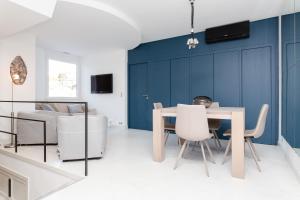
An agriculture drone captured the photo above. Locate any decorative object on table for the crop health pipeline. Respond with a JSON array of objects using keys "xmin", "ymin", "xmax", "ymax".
[
  {"xmin": 187, "ymin": 0, "xmax": 199, "ymax": 49},
  {"xmin": 5, "ymin": 56, "xmax": 28, "ymax": 148},
  {"xmin": 192, "ymin": 96, "xmax": 212, "ymax": 108}
]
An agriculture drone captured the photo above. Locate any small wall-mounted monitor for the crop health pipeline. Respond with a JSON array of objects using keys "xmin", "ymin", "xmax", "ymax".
[{"xmin": 91, "ymin": 74, "xmax": 113, "ymax": 94}]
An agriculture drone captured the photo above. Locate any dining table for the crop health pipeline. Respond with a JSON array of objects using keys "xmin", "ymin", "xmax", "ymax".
[{"xmin": 152, "ymin": 106, "xmax": 246, "ymax": 179}]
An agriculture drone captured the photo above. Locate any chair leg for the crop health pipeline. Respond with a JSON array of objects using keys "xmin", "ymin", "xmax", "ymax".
[
  {"xmin": 178, "ymin": 138, "xmax": 185, "ymax": 146},
  {"xmin": 246, "ymin": 138, "xmax": 261, "ymax": 172},
  {"xmin": 214, "ymin": 131, "xmax": 222, "ymax": 149},
  {"xmin": 164, "ymin": 132, "xmax": 170, "ymax": 145},
  {"xmin": 200, "ymin": 141, "xmax": 209, "ymax": 177},
  {"xmin": 192, "ymin": 141, "xmax": 197, "ymax": 151},
  {"xmin": 248, "ymin": 138, "xmax": 261, "ymax": 161},
  {"xmin": 222, "ymin": 138, "xmax": 232, "ymax": 164},
  {"xmin": 183, "ymin": 141, "xmax": 190, "ymax": 158},
  {"xmin": 212, "ymin": 130, "xmax": 222, "ymax": 149},
  {"xmin": 174, "ymin": 140, "xmax": 188, "ymax": 169},
  {"xmin": 204, "ymin": 140, "xmax": 215, "ymax": 164},
  {"xmin": 213, "ymin": 137, "xmax": 219, "ymax": 149}
]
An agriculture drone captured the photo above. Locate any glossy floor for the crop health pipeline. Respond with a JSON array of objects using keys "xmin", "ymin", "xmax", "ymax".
[
  {"xmin": 8, "ymin": 128, "xmax": 300, "ymax": 200},
  {"xmin": 294, "ymin": 148, "xmax": 300, "ymax": 157}
]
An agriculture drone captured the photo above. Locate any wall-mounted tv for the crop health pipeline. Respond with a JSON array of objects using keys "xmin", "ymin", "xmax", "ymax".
[{"xmin": 91, "ymin": 74, "xmax": 113, "ymax": 94}]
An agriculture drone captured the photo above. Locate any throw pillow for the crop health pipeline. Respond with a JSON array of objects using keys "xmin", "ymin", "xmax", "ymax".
[
  {"xmin": 68, "ymin": 104, "xmax": 84, "ymax": 113},
  {"xmin": 35, "ymin": 103, "xmax": 43, "ymax": 110},
  {"xmin": 42, "ymin": 104, "xmax": 56, "ymax": 111},
  {"xmin": 53, "ymin": 103, "xmax": 69, "ymax": 113}
]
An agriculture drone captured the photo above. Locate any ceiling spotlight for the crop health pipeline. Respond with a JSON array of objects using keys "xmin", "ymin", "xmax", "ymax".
[{"xmin": 187, "ymin": 0, "xmax": 199, "ymax": 49}]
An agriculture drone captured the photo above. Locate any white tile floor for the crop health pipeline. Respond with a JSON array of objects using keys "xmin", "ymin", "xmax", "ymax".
[
  {"xmin": 294, "ymin": 148, "xmax": 300, "ymax": 157},
  {"xmin": 8, "ymin": 128, "xmax": 300, "ymax": 200}
]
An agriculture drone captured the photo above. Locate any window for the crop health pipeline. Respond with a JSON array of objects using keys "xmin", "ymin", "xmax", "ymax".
[{"xmin": 48, "ymin": 59, "xmax": 78, "ymax": 98}]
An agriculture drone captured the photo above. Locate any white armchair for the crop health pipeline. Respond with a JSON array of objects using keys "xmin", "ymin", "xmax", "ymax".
[{"xmin": 57, "ymin": 115, "xmax": 108, "ymax": 161}]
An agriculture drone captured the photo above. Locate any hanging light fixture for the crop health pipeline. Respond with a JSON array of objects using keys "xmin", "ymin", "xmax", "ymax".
[{"xmin": 187, "ymin": 0, "xmax": 199, "ymax": 49}]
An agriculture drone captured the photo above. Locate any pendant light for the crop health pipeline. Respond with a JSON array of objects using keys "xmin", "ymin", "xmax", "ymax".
[{"xmin": 187, "ymin": 0, "xmax": 199, "ymax": 49}]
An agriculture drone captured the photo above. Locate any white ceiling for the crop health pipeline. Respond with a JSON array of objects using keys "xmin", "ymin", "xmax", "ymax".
[
  {"xmin": 0, "ymin": 0, "xmax": 53, "ymax": 38},
  {"xmin": 9, "ymin": 0, "xmax": 57, "ymax": 17},
  {"xmin": 0, "ymin": 0, "xmax": 297, "ymax": 55},
  {"xmin": 33, "ymin": 0, "xmax": 141, "ymax": 56},
  {"xmin": 97, "ymin": 0, "xmax": 295, "ymax": 43}
]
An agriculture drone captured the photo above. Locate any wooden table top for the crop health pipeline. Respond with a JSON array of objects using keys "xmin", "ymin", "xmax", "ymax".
[{"xmin": 158, "ymin": 107, "xmax": 245, "ymax": 120}]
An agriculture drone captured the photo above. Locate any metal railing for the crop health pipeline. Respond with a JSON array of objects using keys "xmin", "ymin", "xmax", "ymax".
[
  {"xmin": 0, "ymin": 115, "xmax": 46, "ymax": 161},
  {"xmin": 0, "ymin": 129, "xmax": 18, "ymax": 153},
  {"xmin": 0, "ymin": 100, "xmax": 89, "ymax": 176}
]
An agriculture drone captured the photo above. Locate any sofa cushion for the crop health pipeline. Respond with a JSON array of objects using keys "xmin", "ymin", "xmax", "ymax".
[
  {"xmin": 68, "ymin": 104, "xmax": 84, "ymax": 113},
  {"xmin": 42, "ymin": 104, "xmax": 56, "ymax": 111},
  {"xmin": 35, "ymin": 103, "xmax": 43, "ymax": 110},
  {"xmin": 35, "ymin": 110, "xmax": 70, "ymax": 116},
  {"xmin": 53, "ymin": 103, "xmax": 69, "ymax": 113}
]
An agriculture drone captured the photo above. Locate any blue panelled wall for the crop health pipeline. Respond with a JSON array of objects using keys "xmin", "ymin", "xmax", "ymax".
[
  {"xmin": 282, "ymin": 13, "xmax": 300, "ymax": 148},
  {"xmin": 128, "ymin": 17, "xmax": 279, "ymax": 145}
]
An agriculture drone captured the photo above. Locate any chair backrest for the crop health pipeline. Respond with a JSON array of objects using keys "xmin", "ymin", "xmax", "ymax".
[
  {"xmin": 175, "ymin": 104, "xmax": 210, "ymax": 141},
  {"xmin": 209, "ymin": 102, "xmax": 220, "ymax": 108},
  {"xmin": 153, "ymin": 102, "xmax": 163, "ymax": 109},
  {"xmin": 253, "ymin": 104, "xmax": 269, "ymax": 138}
]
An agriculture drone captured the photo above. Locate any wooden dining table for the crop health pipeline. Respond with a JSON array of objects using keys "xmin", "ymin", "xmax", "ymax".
[{"xmin": 152, "ymin": 106, "xmax": 246, "ymax": 179}]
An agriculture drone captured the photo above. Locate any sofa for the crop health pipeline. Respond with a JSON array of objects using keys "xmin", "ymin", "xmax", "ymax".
[
  {"xmin": 57, "ymin": 115, "xmax": 107, "ymax": 161},
  {"xmin": 16, "ymin": 103, "xmax": 97, "ymax": 145},
  {"xmin": 17, "ymin": 110, "xmax": 69, "ymax": 144}
]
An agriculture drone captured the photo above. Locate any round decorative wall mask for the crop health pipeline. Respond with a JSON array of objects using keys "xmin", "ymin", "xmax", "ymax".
[{"xmin": 10, "ymin": 56, "xmax": 27, "ymax": 85}]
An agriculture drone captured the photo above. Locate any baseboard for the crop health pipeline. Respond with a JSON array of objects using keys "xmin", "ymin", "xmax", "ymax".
[
  {"xmin": 62, "ymin": 157, "xmax": 102, "ymax": 162},
  {"xmin": 108, "ymin": 125, "xmax": 127, "ymax": 129},
  {"xmin": 278, "ymin": 136, "xmax": 300, "ymax": 181},
  {"xmin": 18, "ymin": 143, "xmax": 58, "ymax": 146}
]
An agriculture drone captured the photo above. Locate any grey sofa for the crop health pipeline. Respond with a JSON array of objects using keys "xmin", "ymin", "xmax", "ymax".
[
  {"xmin": 17, "ymin": 111, "xmax": 68, "ymax": 144},
  {"xmin": 57, "ymin": 115, "xmax": 108, "ymax": 161},
  {"xmin": 16, "ymin": 103, "xmax": 97, "ymax": 145}
]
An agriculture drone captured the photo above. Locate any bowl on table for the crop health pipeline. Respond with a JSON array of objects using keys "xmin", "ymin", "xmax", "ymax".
[{"xmin": 192, "ymin": 96, "xmax": 213, "ymax": 108}]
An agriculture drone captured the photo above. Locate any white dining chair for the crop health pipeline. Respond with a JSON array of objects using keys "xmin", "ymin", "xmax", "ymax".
[
  {"xmin": 174, "ymin": 104, "xmax": 215, "ymax": 177},
  {"xmin": 153, "ymin": 102, "xmax": 175, "ymax": 144},
  {"xmin": 222, "ymin": 104, "xmax": 269, "ymax": 172},
  {"xmin": 208, "ymin": 102, "xmax": 222, "ymax": 149}
]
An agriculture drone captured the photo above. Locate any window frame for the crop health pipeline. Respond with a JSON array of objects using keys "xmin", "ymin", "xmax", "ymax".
[{"xmin": 46, "ymin": 51, "xmax": 81, "ymax": 100}]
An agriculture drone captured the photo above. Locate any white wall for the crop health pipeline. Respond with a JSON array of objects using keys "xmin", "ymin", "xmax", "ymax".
[
  {"xmin": 35, "ymin": 47, "xmax": 81, "ymax": 100},
  {"xmin": 279, "ymin": 136, "xmax": 300, "ymax": 180},
  {"xmin": 0, "ymin": 33, "xmax": 36, "ymax": 144},
  {"xmin": 36, "ymin": 47, "xmax": 128, "ymax": 127},
  {"xmin": 36, "ymin": 47, "xmax": 47, "ymax": 100},
  {"xmin": 81, "ymin": 49, "xmax": 127, "ymax": 127}
]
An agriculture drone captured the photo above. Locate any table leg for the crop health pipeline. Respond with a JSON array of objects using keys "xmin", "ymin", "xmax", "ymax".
[
  {"xmin": 231, "ymin": 110, "xmax": 245, "ymax": 179},
  {"xmin": 153, "ymin": 109, "xmax": 165, "ymax": 162}
]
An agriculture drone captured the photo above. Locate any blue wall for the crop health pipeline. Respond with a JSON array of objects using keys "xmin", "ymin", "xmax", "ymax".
[
  {"xmin": 128, "ymin": 17, "xmax": 279, "ymax": 145},
  {"xmin": 282, "ymin": 13, "xmax": 300, "ymax": 148}
]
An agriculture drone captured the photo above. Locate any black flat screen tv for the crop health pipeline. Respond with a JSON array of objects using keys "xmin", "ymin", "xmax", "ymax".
[{"xmin": 91, "ymin": 74, "xmax": 113, "ymax": 94}]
